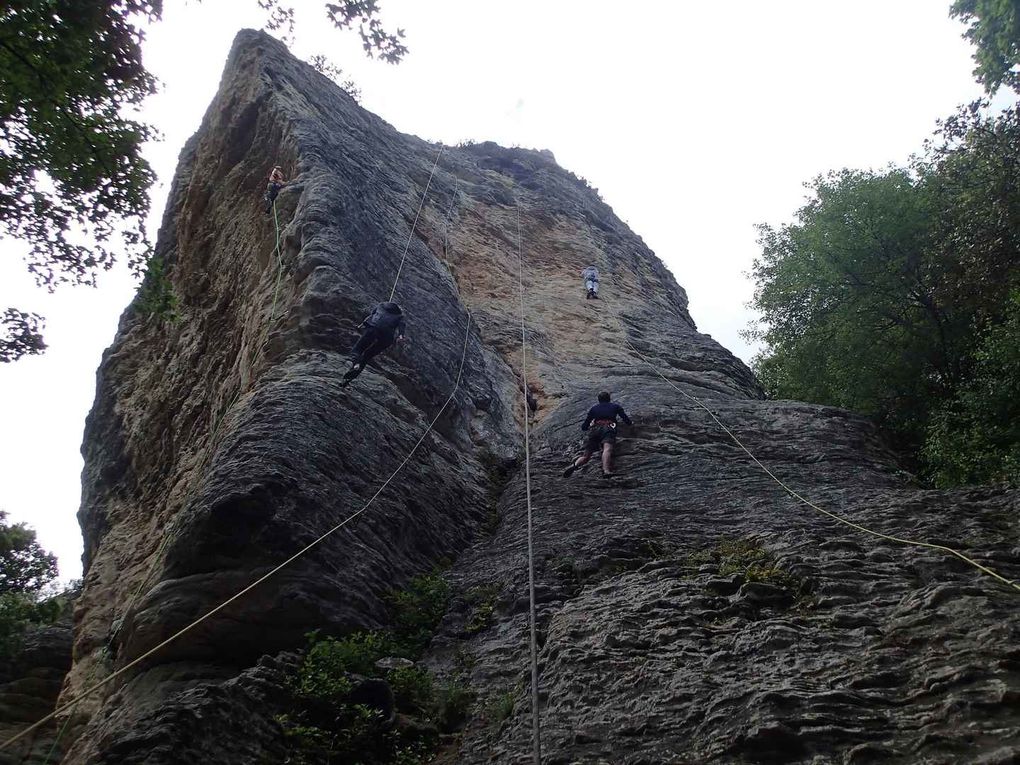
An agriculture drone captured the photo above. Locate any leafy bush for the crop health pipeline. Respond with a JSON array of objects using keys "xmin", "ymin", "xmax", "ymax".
[
  {"xmin": 136, "ymin": 255, "xmax": 179, "ymax": 322},
  {"xmin": 387, "ymin": 665, "xmax": 433, "ymax": 713},
  {"xmin": 464, "ymin": 584, "xmax": 499, "ymax": 634},
  {"xmin": 388, "ymin": 574, "xmax": 449, "ymax": 654},
  {"xmin": 280, "ymin": 574, "xmax": 468, "ymax": 763}
]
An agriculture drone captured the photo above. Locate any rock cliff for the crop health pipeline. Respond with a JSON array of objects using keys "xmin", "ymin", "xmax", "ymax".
[{"xmin": 10, "ymin": 29, "xmax": 1020, "ymax": 764}]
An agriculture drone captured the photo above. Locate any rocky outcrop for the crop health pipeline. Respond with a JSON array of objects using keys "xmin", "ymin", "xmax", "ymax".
[
  {"xmin": 0, "ymin": 617, "xmax": 73, "ymax": 765},
  {"xmin": 8, "ymin": 29, "xmax": 1018, "ymax": 764}
]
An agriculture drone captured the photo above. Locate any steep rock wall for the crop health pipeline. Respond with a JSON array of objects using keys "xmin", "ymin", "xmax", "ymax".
[{"xmin": 16, "ymin": 30, "xmax": 1019, "ymax": 764}]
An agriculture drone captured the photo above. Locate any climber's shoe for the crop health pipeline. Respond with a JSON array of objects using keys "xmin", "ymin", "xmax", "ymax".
[
  {"xmin": 601, "ymin": 470, "xmax": 615, "ymax": 479},
  {"xmin": 562, "ymin": 464, "xmax": 577, "ymax": 478}
]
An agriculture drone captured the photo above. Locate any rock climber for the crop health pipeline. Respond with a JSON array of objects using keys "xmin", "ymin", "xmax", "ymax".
[
  {"xmin": 523, "ymin": 382, "xmax": 538, "ymax": 414},
  {"xmin": 562, "ymin": 391, "xmax": 632, "ymax": 478},
  {"xmin": 581, "ymin": 265, "xmax": 600, "ymax": 300},
  {"xmin": 264, "ymin": 165, "xmax": 286, "ymax": 213},
  {"xmin": 341, "ymin": 302, "xmax": 407, "ymax": 386}
]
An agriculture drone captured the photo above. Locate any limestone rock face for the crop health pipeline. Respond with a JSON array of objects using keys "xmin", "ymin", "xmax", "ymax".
[{"xmin": 12, "ymin": 29, "xmax": 1019, "ymax": 764}]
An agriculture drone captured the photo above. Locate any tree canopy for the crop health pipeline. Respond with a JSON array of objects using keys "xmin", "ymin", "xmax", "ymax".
[
  {"xmin": 0, "ymin": 0, "xmax": 404, "ymax": 362},
  {"xmin": 951, "ymin": 0, "xmax": 1020, "ymax": 93},
  {"xmin": 0, "ymin": 510, "xmax": 60, "ymax": 657},
  {"xmin": 747, "ymin": 104, "xmax": 1020, "ymax": 486}
]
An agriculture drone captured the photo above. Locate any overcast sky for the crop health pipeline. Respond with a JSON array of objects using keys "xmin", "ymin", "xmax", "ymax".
[{"xmin": 0, "ymin": 1, "xmax": 991, "ymax": 580}]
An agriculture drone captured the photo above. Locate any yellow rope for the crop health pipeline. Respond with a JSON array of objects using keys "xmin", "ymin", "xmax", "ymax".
[
  {"xmin": 621, "ymin": 335, "xmax": 1020, "ymax": 594},
  {"xmin": 1, "ymin": 314, "xmax": 474, "ymax": 753}
]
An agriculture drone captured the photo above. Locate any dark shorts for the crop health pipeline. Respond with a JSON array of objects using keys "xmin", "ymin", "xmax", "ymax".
[{"xmin": 585, "ymin": 424, "xmax": 617, "ymax": 452}]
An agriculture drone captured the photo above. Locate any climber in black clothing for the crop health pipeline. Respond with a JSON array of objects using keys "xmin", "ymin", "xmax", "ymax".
[
  {"xmin": 563, "ymin": 391, "xmax": 633, "ymax": 478},
  {"xmin": 341, "ymin": 301, "xmax": 407, "ymax": 386}
]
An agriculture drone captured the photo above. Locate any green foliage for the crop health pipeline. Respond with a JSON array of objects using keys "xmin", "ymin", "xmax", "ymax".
[
  {"xmin": 0, "ymin": 592, "xmax": 62, "ymax": 657},
  {"xmin": 280, "ymin": 574, "xmax": 467, "ymax": 763},
  {"xmin": 0, "ymin": 511, "xmax": 57, "ymax": 594},
  {"xmin": 0, "ymin": 309, "xmax": 46, "ymax": 363},
  {"xmin": 2, "ymin": 0, "xmax": 403, "ymax": 360},
  {"xmin": 387, "ymin": 665, "xmax": 433, "ymax": 713},
  {"xmin": 924, "ymin": 290, "xmax": 1020, "ymax": 486},
  {"xmin": 0, "ymin": 511, "xmax": 60, "ymax": 657},
  {"xmin": 387, "ymin": 574, "xmax": 450, "ymax": 654},
  {"xmin": 690, "ymin": 539, "xmax": 799, "ymax": 590},
  {"xmin": 0, "ymin": 1, "xmax": 158, "ymax": 292},
  {"xmin": 136, "ymin": 255, "xmax": 179, "ymax": 322},
  {"xmin": 433, "ymin": 681, "xmax": 475, "ymax": 732},
  {"xmin": 748, "ymin": 104, "xmax": 1020, "ymax": 482},
  {"xmin": 464, "ymin": 584, "xmax": 498, "ymax": 634},
  {"xmin": 485, "ymin": 689, "xmax": 516, "ymax": 726},
  {"xmin": 951, "ymin": 0, "xmax": 1020, "ymax": 93}
]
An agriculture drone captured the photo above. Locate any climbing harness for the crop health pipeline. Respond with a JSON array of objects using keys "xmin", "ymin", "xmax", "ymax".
[
  {"xmin": 621, "ymin": 334, "xmax": 1020, "ymax": 595},
  {"xmin": 389, "ymin": 145, "xmax": 444, "ymax": 302},
  {"xmin": 516, "ymin": 205, "xmax": 543, "ymax": 764},
  {"xmin": 1, "ymin": 314, "xmax": 474, "ymax": 753}
]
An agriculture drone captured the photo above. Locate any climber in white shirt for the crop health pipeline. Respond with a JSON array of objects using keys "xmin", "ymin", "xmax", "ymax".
[{"xmin": 581, "ymin": 265, "xmax": 599, "ymax": 300}]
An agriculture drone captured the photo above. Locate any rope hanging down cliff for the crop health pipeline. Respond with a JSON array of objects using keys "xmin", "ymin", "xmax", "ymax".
[
  {"xmin": 618, "ymin": 331, "xmax": 1020, "ymax": 595},
  {"xmin": 389, "ymin": 145, "xmax": 444, "ymax": 302},
  {"xmin": 516, "ymin": 205, "xmax": 543, "ymax": 764},
  {"xmin": 0, "ymin": 314, "xmax": 475, "ymax": 753}
]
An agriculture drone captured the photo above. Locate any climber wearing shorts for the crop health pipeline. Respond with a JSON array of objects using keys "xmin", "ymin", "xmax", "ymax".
[{"xmin": 563, "ymin": 391, "xmax": 632, "ymax": 478}]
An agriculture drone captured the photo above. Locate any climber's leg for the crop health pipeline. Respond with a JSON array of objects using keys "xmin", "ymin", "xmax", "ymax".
[
  {"xmin": 600, "ymin": 441, "xmax": 614, "ymax": 477},
  {"xmin": 341, "ymin": 330, "xmax": 394, "ymax": 387},
  {"xmin": 264, "ymin": 181, "xmax": 282, "ymax": 213},
  {"xmin": 563, "ymin": 430, "xmax": 602, "ymax": 477}
]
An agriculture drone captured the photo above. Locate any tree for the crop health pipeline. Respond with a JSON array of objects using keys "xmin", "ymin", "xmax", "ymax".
[
  {"xmin": 951, "ymin": 0, "xmax": 1020, "ymax": 93},
  {"xmin": 924, "ymin": 290, "xmax": 1020, "ymax": 486},
  {"xmin": 0, "ymin": 511, "xmax": 59, "ymax": 657},
  {"xmin": 747, "ymin": 168, "xmax": 953, "ymax": 446},
  {"xmin": 0, "ymin": 0, "xmax": 405, "ymax": 362},
  {"xmin": 747, "ymin": 103, "xmax": 1020, "ymax": 484}
]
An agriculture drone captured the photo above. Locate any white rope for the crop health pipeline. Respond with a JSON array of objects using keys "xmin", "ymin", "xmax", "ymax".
[
  {"xmin": 1, "ymin": 315, "xmax": 475, "ymax": 752},
  {"xmin": 516, "ymin": 205, "xmax": 542, "ymax": 764},
  {"xmin": 389, "ymin": 145, "xmax": 444, "ymax": 302}
]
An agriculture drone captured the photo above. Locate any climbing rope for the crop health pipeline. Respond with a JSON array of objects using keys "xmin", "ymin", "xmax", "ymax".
[
  {"xmin": 39, "ymin": 700, "xmax": 76, "ymax": 765},
  {"xmin": 389, "ymin": 145, "xmax": 444, "ymax": 302},
  {"xmin": 621, "ymin": 335, "xmax": 1020, "ymax": 594},
  {"xmin": 516, "ymin": 205, "xmax": 542, "ymax": 764},
  {"xmin": 1, "ymin": 314, "xmax": 475, "ymax": 753}
]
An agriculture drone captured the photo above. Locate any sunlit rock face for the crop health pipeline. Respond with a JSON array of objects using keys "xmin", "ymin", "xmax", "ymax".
[{"xmin": 28, "ymin": 29, "xmax": 1020, "ymax": 764}]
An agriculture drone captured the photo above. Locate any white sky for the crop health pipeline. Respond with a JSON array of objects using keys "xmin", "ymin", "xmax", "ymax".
[{"xmin": 0, "ymin": 1, "xmax": 990, "ymax": 580}]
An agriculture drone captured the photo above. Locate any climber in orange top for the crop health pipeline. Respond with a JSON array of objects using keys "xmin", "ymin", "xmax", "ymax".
[
  {"xmin": 264, "ymin": 165, "xmax": 286, "ymax": 213},
  {"xmin": 563, "ymin": 391, "xmax": 632, "ymax": 478}
]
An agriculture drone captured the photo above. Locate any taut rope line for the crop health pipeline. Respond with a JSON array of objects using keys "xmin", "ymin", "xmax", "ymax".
[
  {"xmin": 622, "ymin": 334, "xmax": 1020, "ymax": 594},
  {"xmin": 516, "ymin": 205, "xmax": 543, "ymax": 764},
  {"xmin": 1, "ymin": 315, "xmax": 475, "ymax": 752},
  {"xmin": 389, "ymin": 145, "xmax": 444, "ymax": 302}
]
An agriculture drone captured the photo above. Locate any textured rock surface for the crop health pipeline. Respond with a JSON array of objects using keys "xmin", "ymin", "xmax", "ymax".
[
  {"xmin": 0, "ymin": 617, "xmax": 73, "ymax": 764},
  {"xmin": 7, "ymin": 29, "xmax": 1019, "ymax": 764}
]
